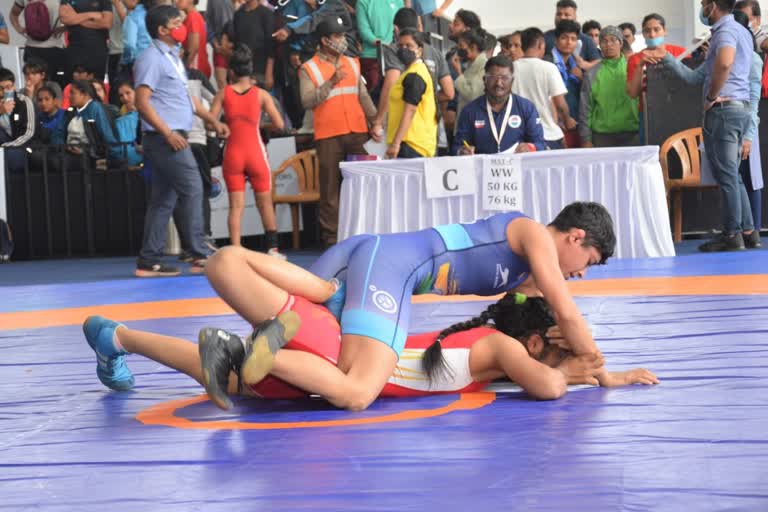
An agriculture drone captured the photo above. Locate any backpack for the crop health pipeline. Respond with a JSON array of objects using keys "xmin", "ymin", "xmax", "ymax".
[
  {"xmin": 110, "ymin": 111, "xmax": 142, "ymax": 166},
  {"xmin": 24, "ymin": 0, "xmax": 55, "ymax": 42},
  {"xmin": 0, "ymin": 219, "xmax": 13, "ymax": 263}
]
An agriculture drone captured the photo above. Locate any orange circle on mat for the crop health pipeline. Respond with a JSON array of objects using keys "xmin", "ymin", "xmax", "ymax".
[{"xmin": 135, "ymin": 391, "xmax": 497, "ymax": 430}]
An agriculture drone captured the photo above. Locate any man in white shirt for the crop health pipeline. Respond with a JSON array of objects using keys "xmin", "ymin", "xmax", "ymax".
[{"xmin": 512, "ymin": 27, "xmax": 575, "ymax": 149}]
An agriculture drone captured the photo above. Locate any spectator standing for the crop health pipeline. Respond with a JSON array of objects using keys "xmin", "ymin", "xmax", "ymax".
[
  {"xmin": 543, "ymin": 0, "xmax": 600, "ymax": 63},
  {"xmin": 499, "ymin": 32, "xmax": 523, "ymax": 62},
  {"xmin": 408, "ymin": 0, "xmax": 452, "ymax": 34},
  {"xmin": 0, "ymin": 68, "xmax": 36, "ymax": 173},
  {"xmin": 546, "ymin": 19, "xmax": 583, "ymax": 148},
  {"xmin": 512, "ymin": 27, "xmax": 574, "ymax": 149},
  {"xmin": 133, "ymin": 5, "xmax": 229, "ymax": 277},
  {"xmin": 11, "ymin": 0, "xmax": 66, "ymax": 86},
  {"xmin": 177, "ymin": 0, "xmax": 211, "ymax": 78},
  {"xmin": 59, "ymin": 0, "xmax": 113, "ymax": 82},
  {"xmin": 619, "ymin": 22, "xmax": 646, "ymax": 53},
  {"xmin": 356, "ymin": 0, "xmax": 403, "ymax": 96},
  {"xmin": 578, "ymin": 26, "xmax": 639, "ymax": 148},
  {"xmin": 385, "ymin": 29, "xmax": 436, "ymax": 158},
  {"xmin": 121, "ymin": 0, "xmax": 152, "ymax": 67},
  {"xmin": 299, "ymin": 17, "xmax": 376, "ymax": 247},
  {"xmin": 454, "ymin": 28, "xmax": 488, "ymax": 126},
  {"xmin": 626, "ymin": 14, "xmax": 686, "ymax": 144},
  {"xmin": 233, "ymin": 0, "xmax": 275, "ymax": 89}
]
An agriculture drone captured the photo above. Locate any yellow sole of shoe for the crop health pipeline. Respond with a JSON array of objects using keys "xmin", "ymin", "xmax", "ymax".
[{"xmin": 241, "ymin": 311, "xmax": 301, "ymax": 385}]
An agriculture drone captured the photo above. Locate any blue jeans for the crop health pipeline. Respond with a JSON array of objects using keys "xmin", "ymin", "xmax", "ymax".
[
  {"xmin": 702, "ymin": 103, "xmax": 754, "ymax": 234},
  {"xmin": 138, "ymin": 133, "xmax": 211, "ymax": 264}
]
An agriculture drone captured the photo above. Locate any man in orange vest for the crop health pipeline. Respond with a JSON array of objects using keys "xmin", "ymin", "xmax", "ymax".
[{"xmin": 300, "ymin": 17, "xmax": 378, "ymax": 247}]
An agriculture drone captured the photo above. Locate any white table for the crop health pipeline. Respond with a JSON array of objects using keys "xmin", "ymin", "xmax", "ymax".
[{"xmin": 339, "ymin": 146, "xmax": 675, "ymax": 259}]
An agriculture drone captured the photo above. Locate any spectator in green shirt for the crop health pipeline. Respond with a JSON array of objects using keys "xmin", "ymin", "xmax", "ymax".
[{"xmin": 579, "ymin": 26, "xmax": 639, "ymax": 148}]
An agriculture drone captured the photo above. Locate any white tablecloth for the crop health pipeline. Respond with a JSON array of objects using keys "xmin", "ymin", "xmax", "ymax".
[{"xmin": 339, "ymin": 146, "xmax": 675, "ymax": 259}]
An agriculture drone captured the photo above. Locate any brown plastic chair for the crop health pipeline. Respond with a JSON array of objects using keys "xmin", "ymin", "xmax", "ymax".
[
  {"xmin": 271, "ymin": 150, "xmax": 320, "ymax": 249},
  {"xmin": 658, "ymin": 127, "xmax": 717, "ymax": 242}
]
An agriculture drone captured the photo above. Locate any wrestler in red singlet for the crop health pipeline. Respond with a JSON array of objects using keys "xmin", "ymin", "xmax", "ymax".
[{"xmin": 221, "ymin": 85, "xmax": 271, "ymax": 193}]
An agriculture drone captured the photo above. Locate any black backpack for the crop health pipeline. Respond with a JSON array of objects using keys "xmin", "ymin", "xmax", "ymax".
[{"xmin": 0, "ymin": 219, "xmax": 13, "ymax": 263}]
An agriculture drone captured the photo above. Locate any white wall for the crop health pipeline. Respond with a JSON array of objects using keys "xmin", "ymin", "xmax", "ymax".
[{"xmin": 445, "ymin": 0, "xmax": 768, "ymax": 47}]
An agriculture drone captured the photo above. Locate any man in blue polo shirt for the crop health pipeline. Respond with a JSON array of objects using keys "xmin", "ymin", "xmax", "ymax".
[
  {"xmin": 134, "ymin": 5, "xmax": 229, "ymax": 277},
  {"xmin": 696, "ymin": 0, "xmax": 757, "ymax": 252},
  {"xmin": 453, "ymin": 55, "xmax": 546, "ymax": 155}
]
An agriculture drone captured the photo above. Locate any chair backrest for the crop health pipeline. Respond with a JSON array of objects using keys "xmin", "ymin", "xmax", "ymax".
[
  {"xmin": 659, "ymin": 127, "xmax": 704, "ymax": 189},
  {"xmin": 272, "ymin": 150, "xmax": 319, "ymax": 200}
]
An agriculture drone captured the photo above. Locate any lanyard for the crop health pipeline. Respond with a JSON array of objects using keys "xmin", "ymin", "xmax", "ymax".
[
  {"xmin": 154, "ymin": 42, "xmax": 193, "ymax": 108},
  {"xmin": 486, "ymin": 96, "xmax": 513, "ymax": 153}
]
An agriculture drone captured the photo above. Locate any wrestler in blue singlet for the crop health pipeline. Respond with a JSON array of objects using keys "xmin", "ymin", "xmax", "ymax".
[{"xmin": 309, "ymin": 212, "xmax": 531, "ymax": 357}]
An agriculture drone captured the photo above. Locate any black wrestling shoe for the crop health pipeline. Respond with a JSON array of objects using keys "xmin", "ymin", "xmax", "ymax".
[
  {"xmin": 698, "ymin": 232, "xmax": 745, "ymax": 252},
  {"xmin": 198, "ymin": 327, "xmax": 245, "ymax": 410},
  {"xmin": 744, "ymin": 230, "xmax": 762, "ymax": 249},
  {"xmin": 241, "ymin": 311, "xmax": 301, "ymax": 387}
]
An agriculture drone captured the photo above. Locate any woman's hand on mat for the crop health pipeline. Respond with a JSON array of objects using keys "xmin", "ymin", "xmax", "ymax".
[
  {"xmin": 614, "ymin": 368, "xmax": 659, "ymax": 386},
  {"xmin": 557, "ymin": 352, "xmax": 605, "ymax": 386}
]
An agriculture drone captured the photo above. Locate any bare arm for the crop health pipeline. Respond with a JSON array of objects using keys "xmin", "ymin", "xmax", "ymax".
[
  {"xmin": 514, "ymin": 220, "xmax": 599, "ymax": 356},
  {"xmin": 260, "ymin": 88, "xmax": 285, "ymax": 132},
  {"xmin": 437, "ymin": 74, "xmax": 455, "ymax": 102},
  {"xmin": 552, "ymin": 94, "xmax": 576, "ymax": 130},
  {"xmin": 59, "ymin": 5, "xmax": 102, "ymax": 26},
  {"xmin": 185, "ymin": 32, "xmax": 200, "ymax": 69},
  {"xmin": 374, "ymin": 68, "xmax": 401, "ymax": 125},
  {"xmin": 10, "ymin": 4, "xmax": 25, "ymax": 36},
  {"xmin": 112, "ymin": 0, "xmax": 127, "ymax": 22},
  {"xmin": 0, "ymin": 28, "xmax": 9, "ymax": 45},
  {"xmin": 209, "ymin": 88, "xmax": 225, "ymax": 120},
  {"xmin": 358, "ymin": 74, "xmax": 377, "ymax": 123},
  {"xmin": 264, "ymin": 57, "xmax": 275, "ymax": 90},
  {"xmin": 80, "ymin": 10, "xmax": 113, "ymax": 30},
  {"xmin": 706, "ymin": 46, "xmax": 736, "ymax": 100}
]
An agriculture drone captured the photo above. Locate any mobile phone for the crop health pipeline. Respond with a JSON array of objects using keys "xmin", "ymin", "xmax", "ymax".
[{"xmin": 3, "ymin": 90, "xmax": 14, "ymax": 102}]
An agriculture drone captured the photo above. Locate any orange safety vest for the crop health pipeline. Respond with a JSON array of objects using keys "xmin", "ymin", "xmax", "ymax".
[{"xmin": 302, "ymin": 54, "xmax": 368, "ymax": 140}]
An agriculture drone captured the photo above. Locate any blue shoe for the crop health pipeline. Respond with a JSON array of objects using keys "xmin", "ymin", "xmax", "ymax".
[
  {"xmin": 323, "ymin": 279, "xmax": 346, "ymax": 323},
  {"xmin": 83, "ymin": 315, "xmax": 134, "ymax": 391}
]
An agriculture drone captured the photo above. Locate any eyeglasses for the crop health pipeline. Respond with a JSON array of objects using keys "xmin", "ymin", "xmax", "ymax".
[{"xmin": 484, "ymin": 75, "xmax": 513, "ymax": 83}]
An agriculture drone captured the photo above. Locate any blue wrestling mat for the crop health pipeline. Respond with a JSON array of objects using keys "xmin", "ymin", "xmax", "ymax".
[{"xmin": 1, "ymin": 249, "xmax": 768, "ymax": 511}]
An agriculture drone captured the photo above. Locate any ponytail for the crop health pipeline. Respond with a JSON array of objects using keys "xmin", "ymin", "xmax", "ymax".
[{"xmin": 422, "ymin": 293, "xmax": 538, "ymax": 383}]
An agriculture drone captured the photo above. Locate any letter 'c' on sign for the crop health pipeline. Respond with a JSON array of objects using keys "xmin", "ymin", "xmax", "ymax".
[{"xmin": 443, "ymin": 169, "xmax": 458, "ymax": 191}]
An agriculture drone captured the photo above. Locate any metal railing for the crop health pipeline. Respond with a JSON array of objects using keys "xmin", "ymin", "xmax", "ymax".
[{"xmin": 5, "ymin": 143, "xmax": 147, "ymax": 260}]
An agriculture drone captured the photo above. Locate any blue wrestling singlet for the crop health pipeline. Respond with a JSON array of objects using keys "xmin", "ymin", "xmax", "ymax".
[{"xmin": 309, "ymin": 212, "xmax": 532, "ymax": 356}]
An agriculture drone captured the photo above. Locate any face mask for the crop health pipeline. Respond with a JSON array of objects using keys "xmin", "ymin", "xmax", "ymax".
[
  {"xmin": 457, "ymin": 48, "xmax": 469, "ymax": 61},
  {"xmin": 170, "ymin": 25, "xmax": 188, "ymax": 44},
  {"xmin": 646, "ymin": 36, "xmax": 665, "ymax": 48},
  {"xmin": 397, "ymin": 48, "xmax": 417, "ymax": 67},
  {"xmin": 699, "ymin": 4, "xmax": 712, "ymax": 26},
  {"xmin": 326, "ymin": 37, "xmax": 348, "ymax": 55}
]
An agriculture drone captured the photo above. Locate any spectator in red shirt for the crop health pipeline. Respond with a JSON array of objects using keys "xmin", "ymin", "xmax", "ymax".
[
  {"xmin": 626, "ymin": 13, "xmax": 686, "ymax": 142},
  {"xmin": 177, "ymin": 0, "xmax": 211, "ymax": 78}
]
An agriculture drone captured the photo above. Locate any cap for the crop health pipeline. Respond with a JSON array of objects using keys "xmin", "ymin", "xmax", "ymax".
[{"xmin": 316, "ymin": 16, "xmax": 346, "ymax": 37}]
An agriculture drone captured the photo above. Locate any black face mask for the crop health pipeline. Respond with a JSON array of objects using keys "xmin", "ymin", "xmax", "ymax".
[
  {"xmin": 457, "ymin": 48, "xmax": 469, "ymax": 61},
  {"xmin": 397, "ymin": 47, "xmax": 417, "ymax": 67}
]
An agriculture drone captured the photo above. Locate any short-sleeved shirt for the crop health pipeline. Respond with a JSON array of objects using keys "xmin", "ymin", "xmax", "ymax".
[
  {"xmin": 626, "ymin": 44, "xmax": 686, "ymax": 112},
  {"xmin": 511, "ymin": 57, "xmax": 569, "ymax": 141},
  {"xmin": 183, "ymin": 9, "xmax": 211, "ymax": 78},
  {"xmin": 233, "ymin": 5, "xmax": 275, "ymax": 76},
  {"xmin": 706, "ymin": 14, "xmax": 753, "ymax": 102},
  {"xmin": 133, "ymin": 40, "xmax": 194, "ymax": 132},
  {"xmin": 383, "ymin": 43, "xmax": 450, "ymax": 83},
  {"xmin": 411, "ymin": 0, "xmax": 436, "ymax": 15},
  {"xmin": 60, "ymin": 0, "xmax": 111, "ymax": 48},
  {"xmin": 16, "ymin": 0, "xmax": 65, "ymax": 48}
]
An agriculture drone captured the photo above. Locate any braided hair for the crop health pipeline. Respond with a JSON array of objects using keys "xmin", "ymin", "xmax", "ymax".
[{"xmin": 421, "ymin": 293, "xmax": 557, "ymax": 382}]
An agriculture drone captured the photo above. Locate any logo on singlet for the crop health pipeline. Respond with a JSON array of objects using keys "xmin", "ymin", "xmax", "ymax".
[
  {"xmin": 494, "ymin": 264, "xmax": 510, "ymax": 289},
  {"xmin": 370, "ymin": 285, "xmax": 398, "ymax": 314}
]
